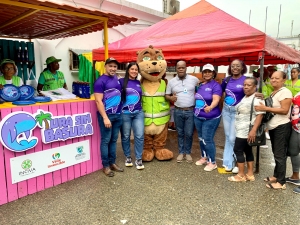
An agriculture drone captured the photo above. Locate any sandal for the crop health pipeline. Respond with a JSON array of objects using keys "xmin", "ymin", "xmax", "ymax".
[
  {"xmin": 228, "ymin": 174, "xmax": 246, "ymax": 182},
  {"xmin": 266, "ymin": 182, "xmax": 286, "ymax": 190},
  {"xmin": 246, "ymin": 174, "xmax": 255, "ymax": 181},
  {"xmin": 264, "ymin": 177, "xmax": 277, "ymax": 183}
]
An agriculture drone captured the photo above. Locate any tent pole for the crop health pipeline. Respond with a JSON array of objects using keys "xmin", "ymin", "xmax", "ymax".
[
  {"xmin": 93, "ymin": 60, "xmax": 96, "ymax": 84},
  {"xmin": 255, "ymin": 51, "xmax": 265, "ymax": 174},
  {"xmin": 104, "ymin": 20, "xmax": 109, "ymax": 60}
]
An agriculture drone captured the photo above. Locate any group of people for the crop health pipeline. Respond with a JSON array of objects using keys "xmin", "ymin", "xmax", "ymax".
[
  {"xmin": 0, "ymin": 56, "xmax": 67, "ymax": 94},
  {"xmin": 93, "ymin": 56, "xmax": 300, "ymax": 194}
]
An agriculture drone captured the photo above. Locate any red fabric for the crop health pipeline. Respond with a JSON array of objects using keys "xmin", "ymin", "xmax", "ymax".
[{"xmin": 93, "ymin": 0, "xmax": 300, "ymax": 66}]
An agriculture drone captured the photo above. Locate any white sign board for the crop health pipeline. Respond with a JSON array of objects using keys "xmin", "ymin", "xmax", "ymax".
[{"xmin": 10, "ymin": 140, "xmax": 90, "ymax": 184}]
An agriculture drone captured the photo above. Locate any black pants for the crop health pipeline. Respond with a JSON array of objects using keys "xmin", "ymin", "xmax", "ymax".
[
  {"xmin": 269, "ymin": 122, "xmax": 291, "ymax": 185},
  {"xmin": 233, "ymin": 137, "xmax": 254, "ymax": 163}
]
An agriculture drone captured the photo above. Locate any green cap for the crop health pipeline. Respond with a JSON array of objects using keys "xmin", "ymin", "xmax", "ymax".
[
  {"xmin": 0, "ymin": 59, "xmax": 16, "ymax": 67},
  {"xmin": 253, "ymin": 69, "xmax": 258, "ymax": 73},
  {"xmin": 45, "ymin": 56, "xmax": 61, "ymax": 65}
]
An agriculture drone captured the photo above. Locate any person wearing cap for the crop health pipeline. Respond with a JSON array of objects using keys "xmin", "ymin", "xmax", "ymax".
[
  {"xmin": 193, "ymin": 64, "xmax": 222, "ymax": 171},
  {"xmin": 165, "ymin": 60, "xmax": 199, "ymax": 163},
  {"xmin": 94, "ymin": 57, "xmax": 124, "ymax": 177},
  {"xmin": 0, "ymin": 59, "xmax": 23, "ymax": 88},
  {"xmin": 37, "ymin": 56, "xmax": 67, "ymax": 93}
]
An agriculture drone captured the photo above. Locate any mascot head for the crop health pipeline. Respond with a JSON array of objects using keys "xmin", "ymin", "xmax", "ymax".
[{"xmin": 137, "ymin": 45, "xmax": 167, "ymax": 82}]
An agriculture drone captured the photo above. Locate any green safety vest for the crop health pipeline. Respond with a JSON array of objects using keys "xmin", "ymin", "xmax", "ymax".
[
  {"xmin": 142, "ymin": 80, "xmax": 170, "ymax": 126},
  {"xmin": 41, "ymin": 70, "xmax": 65, "ymax": 91},
  {"xmin": 285, "ymin": 80, "xmax": 300, "ymax": 97},
  {"xmin": 0, "ymin": 76, "xmax": 20, "ymax": 86},
  {"xmin": 262, "ymin": 78, "xmax": 273, "ymax": 98}
]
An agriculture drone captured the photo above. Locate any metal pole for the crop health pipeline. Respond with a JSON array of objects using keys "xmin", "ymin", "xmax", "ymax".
[
  {"xmin": 255, "ymin": 51, "xmax": 265, "ymax": 173},
  {"xmin": 104, "ymin": 20, "xmax": 109, "ymax": 60}
]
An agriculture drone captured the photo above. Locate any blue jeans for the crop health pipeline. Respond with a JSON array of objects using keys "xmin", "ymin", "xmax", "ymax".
[
  {"xmin": 222, "ymin": 104, "xmax": 236, "ymax": 169},
  {"xmin": 121, "ymin": 111, "xmax": 144, "ymax": 160},
  {"xmin": 97, "ymin": 113, "xmax": 123, "ymax": 168},
  {"xmin": 194, "ymin": 116, "xmax": 221, "ymax": 163},
  {"xmin": 174, "ymin": 108, "xmax": 194, "ymax": 154}
]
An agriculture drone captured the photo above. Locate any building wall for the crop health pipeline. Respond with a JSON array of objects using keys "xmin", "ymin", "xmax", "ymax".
[{"xmin": 25, "ymin": 0, "xmax": 169, "ymax": 91}]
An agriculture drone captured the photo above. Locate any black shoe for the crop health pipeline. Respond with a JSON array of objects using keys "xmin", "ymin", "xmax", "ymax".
[{"xmin": 286, "ymin": 177, "xmax": 300, "ymax": 185}]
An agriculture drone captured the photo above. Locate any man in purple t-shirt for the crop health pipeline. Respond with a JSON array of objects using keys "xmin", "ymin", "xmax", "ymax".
[{"xmin": 94, "ymin": 58, "xmax": 124, "ymax": 177}]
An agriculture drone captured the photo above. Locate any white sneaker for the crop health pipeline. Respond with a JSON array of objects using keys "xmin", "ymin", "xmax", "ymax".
[
  {"xmin": 232, "ymin": 167, "xmax": 239, "ymax": 174},
  {"xmin": 260, "ymin": 145, "xmax": 268, "ymax": 148},
  {"xmin": 265, "ymin": 132, "xmax": 270, "ymax": 140}
]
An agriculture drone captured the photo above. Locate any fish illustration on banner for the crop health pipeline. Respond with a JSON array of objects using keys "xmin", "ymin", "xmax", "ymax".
[
  {"xmin": 224, "ymin": 89, "xmax": 236, "ymax": 106},
  {"xmin": 104, "ymin": 88, "xmax": 121, "ymax": 113},
  {"xmin": 194, "ymin": 93, "xmax": 206, "ymax": 116},
  {"xmin": 123, "ymin": 88, "xmax": 139, "ymax": 112},
  {"xmin": 0, "ymin": 112, "xmax": 38, "ymax": 152}
]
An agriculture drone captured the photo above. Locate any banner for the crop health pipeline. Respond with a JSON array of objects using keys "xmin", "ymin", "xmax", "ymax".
[
  {"xmin": 10, "ymin": 140, "xmax": 90, "ymax": 184},
  {"xmin": 0, "ymin": 109, "xmax": 93, "ymax": 152}
]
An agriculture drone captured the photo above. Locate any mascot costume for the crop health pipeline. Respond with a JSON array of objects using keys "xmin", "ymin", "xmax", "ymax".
[{"xmin": 137, "ymin": 45, "xmax": 173, "ymax": 161}]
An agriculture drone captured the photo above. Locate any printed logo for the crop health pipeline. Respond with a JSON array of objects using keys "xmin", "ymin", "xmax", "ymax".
[
  {"xmin": 19, "ymin": 159, "xmax": 36, "ymax": 177},
  {"xmin": 236, "ymin": 84, "xmax": 243, "ymax": 88},
  {"xmin": 21, "ymin": 159, "xmax": 32, "ymax": 170},
  {"xmin": 205, "ymin": 88, "xmax": 212, "ymax": 91},
  {"xmin": 122, "ymin": 88, "xmax": 140, "ymax": 112},
  {"xmin": 0, "ymin": 112, "xmax": 38, "ymax": 152},
  {"xmin": 52, "ymin": 153, "xmax": 60, "ymax": 160},
  {"xmin": 0, "ymin": 110, "xmax": 93, "ymax": 152},
  {"xmin": 48, "ymin": 152, "xmax": 65, "ymax": 168},
  {"xmin": 75, "ymin": 146, "xmax": 86, "ymax": 160},
  {"xmin": 194, "ymin": 93, "xmax": 206, "ymax": 116}
]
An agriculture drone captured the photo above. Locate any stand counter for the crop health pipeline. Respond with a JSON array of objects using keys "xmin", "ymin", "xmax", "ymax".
[{"xmin": 0, "ymin": 98, "xmax": 102, "ymax": 205}]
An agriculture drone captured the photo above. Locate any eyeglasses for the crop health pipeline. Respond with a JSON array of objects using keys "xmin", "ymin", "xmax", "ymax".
[{"xmin": 3, "ymin": 67, "xmax": 14, "ymax": 71}]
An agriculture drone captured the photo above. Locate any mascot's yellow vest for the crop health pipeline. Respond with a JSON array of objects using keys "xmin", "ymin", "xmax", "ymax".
[
  {"xmin": 0, "ymin": 76, "xmax": 20, "ymax": 86},
  {"xmin": 41, "ymin": 70, "xmax": 65, "ymax": 91},
  {"xmin": 142, "ymin": 80, "xmax": 170, "ymax": 126}
]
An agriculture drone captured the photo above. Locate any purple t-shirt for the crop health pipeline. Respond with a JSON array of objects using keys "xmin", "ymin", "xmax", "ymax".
[
  {"xmin": 119, "ymin": 78, "xmax": 142, "ymax": 113},
  {"xmin": 194, "ymin": 80, "xmax": 222, "ymax": 119},
  {"xmin": 94, "ymin": 74, "xmax": 122, "ymax": 114},
  {"xmin": 221, "ymin": 75, "xmax": 246, "ymax": 106}
]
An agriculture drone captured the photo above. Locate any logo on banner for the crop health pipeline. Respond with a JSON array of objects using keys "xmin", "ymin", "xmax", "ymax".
[
  {"xmin": 19, "ymin": 159, "xmax": 36, "ymax": 176},
  {"xmin": 0, "ymin": 110, "xmax": 93, "ymax": 152},
  {"xmin": 48, "ymin": 152, "xmax": 65, "ymax": 168},
  {"xmin": 75, "ymin": 146, "xmax": 86, "ymax": 160}
]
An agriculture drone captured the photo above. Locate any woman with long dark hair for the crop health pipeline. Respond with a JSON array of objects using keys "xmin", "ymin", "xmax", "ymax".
[
  {"xmin": 221, "ymin": 59, "xmax": 247, "ymax": 172},
  {"xmin": 120, "ymin": 62, "xmax": 145, "ymax": 170}
]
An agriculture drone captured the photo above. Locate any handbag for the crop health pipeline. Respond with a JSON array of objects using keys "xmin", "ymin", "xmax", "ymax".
[
  {"xmin": 262, "ymin": 88, "xmax": 283, "ymax": 123},
  {"xmin": 248, "ymin": 97, "xmax": 266, "ymax": 146}
]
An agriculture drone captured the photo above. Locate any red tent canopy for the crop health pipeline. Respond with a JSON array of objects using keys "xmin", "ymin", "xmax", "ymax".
[{"xmin": 93, "ymin": 0, "xmax": 300, "ymax": 66}]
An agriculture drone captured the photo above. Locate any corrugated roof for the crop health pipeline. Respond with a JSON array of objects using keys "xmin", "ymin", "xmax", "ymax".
[{"xmin": 0, "ymin": 0, "xmax": 138, "ymax": 40}]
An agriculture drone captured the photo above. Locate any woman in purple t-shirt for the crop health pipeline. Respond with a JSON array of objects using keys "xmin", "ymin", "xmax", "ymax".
[
  {"xmin": 120, "ymin": 62, "xmax": 145, "ymax": 170},
  {"xmin": 221, "ymin": 59, "xmax": 247, "ymax": 172},
  {"xmin": 194, "ymin": 64, "xmax": 222, "ymax": 171}
]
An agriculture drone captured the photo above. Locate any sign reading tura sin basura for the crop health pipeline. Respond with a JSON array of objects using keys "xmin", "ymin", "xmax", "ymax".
[{"xmin": 0, "ymin": 110, "xmax": 93, "ymax": 152}]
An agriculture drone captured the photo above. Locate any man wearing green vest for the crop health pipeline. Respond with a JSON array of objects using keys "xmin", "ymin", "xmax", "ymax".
[
  {"xmin": 0, "ymin": 59, "xmax": 23, "ymax": 88},
  {"xmin": 37, "ymin": 56, "xmax": 67, "ymax": 93}
]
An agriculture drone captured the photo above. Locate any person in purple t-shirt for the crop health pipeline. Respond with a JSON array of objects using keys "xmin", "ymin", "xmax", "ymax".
[
  {"xmin": 194, "ymin": 64, "xmax": 222, "ymax": 171},
  {"xmin": 221, "ymin": 59, "xmax": 247, "ymax": 172},
  {"xmin": 119, "ymin": 62, "xmax": 145, "ymax": 170},
  {"xmin": 94, "ymin": 58, "xmax": 124, "ymax": 177}
]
